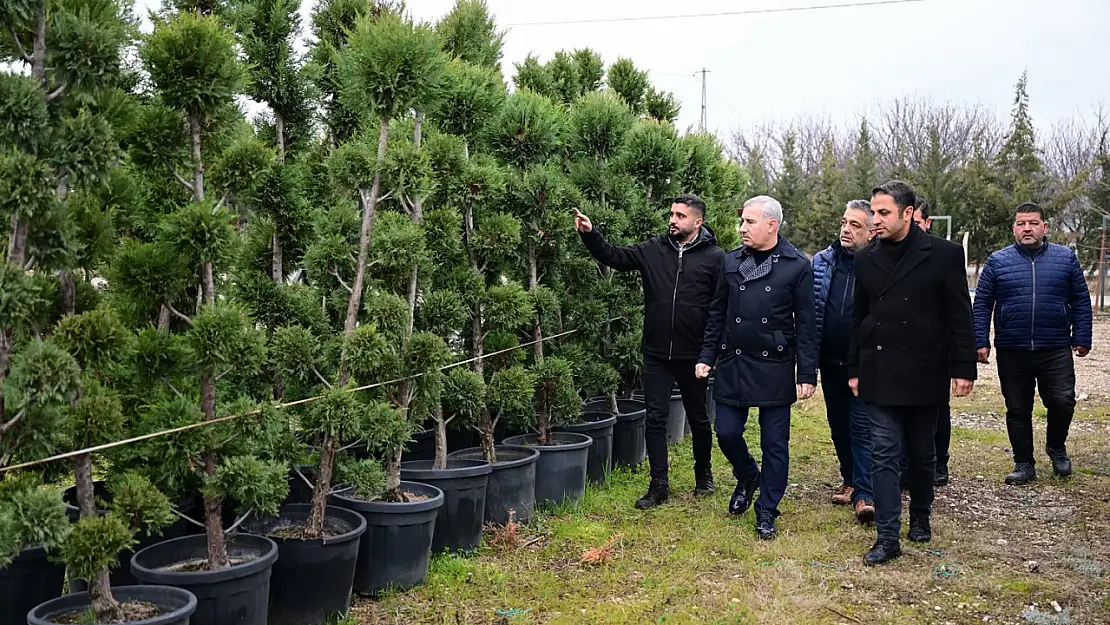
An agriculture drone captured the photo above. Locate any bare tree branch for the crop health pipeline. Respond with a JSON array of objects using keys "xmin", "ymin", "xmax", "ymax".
[
  {"xmin": 223, "ymin": 509, "xmax": 255, "ymax": 534},
  {"xmin": 172, "ymin": 169, "xmax": 195, "ymax": 193},
  {"xmin": 0, "ymin": 408, "xmax": 26, "ymax": 435},
  {"xmin": 331, "ymin": 269, "xmax": 353, "ymax": 294},
  {"xmin": 165, "ymin": 381, "xmax": 184, "ymax": 400},
  {"xmin": 338, "ymin": 439, "xmax": 364, "ymax": 452},
  {"xmin": 170, "ymin": 508, "xmax": 206, "ymax": 530},
  {"xmin": 214, "ymin": 189, "xmax": 231, "ymax": 212},
  {"xmin": 165, "ymin": 302, "xmax": 193, "ymax": 326},
  {"xmin": 312, "ymin": 366, "xmax": 333, "ymax": 389},
  {"xmin": 9, "ymin": 26, "xmax": 30, "ymax": 62},
  {"xmin": 215, "ymin": 368, "xmax": 233, "ymax": 382},
  {"xmin": 45, "ymin": 82, "xmax": 67, "ymax": 102}
]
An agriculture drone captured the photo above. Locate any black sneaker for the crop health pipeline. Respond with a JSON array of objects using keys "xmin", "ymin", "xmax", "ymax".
[
  {"xmin": 635, "ymin": 479, "xmax": 669, "ymax": 510},
  {"xmin": 934, "ymin": 463, "xmax": 949, "ymax": 487},
  {"xmin": 864, "ymin": 540, "xmax": 902, "ymax": 565},
  {"xmin": 907, "ymin": 516, "xmax": 931, "ymax": 543},
  {"xmin": 694, "ymin": 471, "xmax": 715, "ymax": 497},
  {"xmin": 1004, "ymin": 462, "xmax": 1037, "ymax": 485},
  {"xmin": 1045, "ymin": 446, "xmax": 1073, "ymax": 477},
  {"xmin": 755, "ymin": 509, "xmax": 776, "ymax": 540}
]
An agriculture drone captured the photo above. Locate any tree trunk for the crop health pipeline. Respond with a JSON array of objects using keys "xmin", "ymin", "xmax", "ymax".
[
  {"xmin": 74, "ymin": 453, "xmax": 124, "ymax": 620},
  {"xmin": 59, "ymin": 270, "xmax": 76, "ymax": 317},
  {"xmin": 274, "ymin": 110, "xmax": 285, "ymax": 159},
  {"xmin": 383, "ymin": 447, "xmax": 403, "ymax": 500},
  {"xmin": 478, "ymin": 407, "xmax": 497, "ymax": 464},
  {"xmin": 338, "ymin": 116, "xmax": 390, "ymax": 386},
  {"xmin": 6, "ymin": 214, "xmax": 28, "ymax": 267},
  {"xmin": 536, "ymin": 406, "xmax": 551, "ymax": 445},
  {"xmin": 201, "ymin": 262, "xmax": 214, "ymax": 307},
  {"xmin": 158, "ymin": 305, "xmax": 171, "ymax": 330},
  {"xmin": 200, "ymin": 373, "xmax": 229, "ymax": 568},
  {"xmin": 305, "ymin": 434, "xmax": 337, "ymax": 538},
  {"xmin": 432, "ymin": 403, "xmax": 448, "ymax": 470},
  {"xmin": 90, "ymin": 567, "xmax": 122, "ymax": 622},
  {"xmin": 30, "ymin": 0, "xmax": 46, "ymax": 88},
  {"xmin": 607, "ymin": 392, "xmax": 619, "ymax": 415},
  {"xmin": 405, "ymin": 264, "xmax": 418, "ymax": 341},
  {"xmin": 404, "ymin": 114, "xmax": 425, "ymax": 341},
  {"xmin": 272, "ymin": 232, "xmax": 283, "ymax": 284},
  {"xmin": 188, "ymin": 111, "xmax": 204, "ymax": 203},
  {"xmin": 528, "ymin": 245, "xmax": 543, "ymax": 362},
  {"xmin": 72, "ymin": 453, "xmax": 96, "ymax": 518}
]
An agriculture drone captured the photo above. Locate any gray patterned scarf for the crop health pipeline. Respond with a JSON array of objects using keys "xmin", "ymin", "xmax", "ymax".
[{"xmin": 737, "ymin": 249, "xmax": 774, "ymax": 283}]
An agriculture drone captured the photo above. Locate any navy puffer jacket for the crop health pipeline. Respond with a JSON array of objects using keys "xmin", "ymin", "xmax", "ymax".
[{"xmin": 972, "ymin": 242, "xmax": 1092, "ymax": 351}]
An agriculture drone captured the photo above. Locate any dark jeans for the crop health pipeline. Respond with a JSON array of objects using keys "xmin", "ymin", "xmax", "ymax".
[
  {"xmin": 821, "ymin": 364, "xmax": 873, "ymax": 503},
  {"xmin": 868, "ymin": 403, "xmax": 938, "ymax": 542},
  {"xmin": 642, "ymin": 355, "xmax": 713, "ymax": 483},
  {"xmin": 899, "ymin": 404, "xmax": 950, "ymax": 479},
  {"xmin": 997, "ymin": 347, "xmax": 1077, "ymax": 464},
  {"xmin": 715, "ymin": 403, "xmax": 791, "ymax": 517}
]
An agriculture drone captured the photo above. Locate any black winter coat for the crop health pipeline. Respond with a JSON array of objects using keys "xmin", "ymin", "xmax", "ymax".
[
  {"xmin": 580, "ymin": 226, "xmax": 725, "ymax": 361},
  {"xmin": 698, "ymin": 237, "xmax": 819, "ymax": 407},
  {"xmin": 847, "ymin": 224, "xmax": 977, "ymax": 406}
]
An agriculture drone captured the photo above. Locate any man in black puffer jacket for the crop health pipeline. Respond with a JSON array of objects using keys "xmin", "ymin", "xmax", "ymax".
[{"xmin": 575, "ymin": 194, "xmax": 725, "ymax": 510}]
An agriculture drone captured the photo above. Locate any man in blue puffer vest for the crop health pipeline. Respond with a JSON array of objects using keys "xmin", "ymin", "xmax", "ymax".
[
  {"xmin": 813, "ymin": 200, "xmax": 875, "ymax": 523},
  {"xmin": 973, "ymin": 202, "xmax": 1093, "ymax": 485}
]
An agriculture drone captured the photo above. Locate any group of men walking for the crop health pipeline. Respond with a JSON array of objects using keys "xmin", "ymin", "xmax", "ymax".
[{"xmin": 574, "ymin": 180, "xmax": 1093, "ymax": 565}]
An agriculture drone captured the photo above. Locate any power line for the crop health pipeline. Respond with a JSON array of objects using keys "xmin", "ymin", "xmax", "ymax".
[{"xmin": 504, "ymin": 0, "xmax": 925, "ymax": 27}]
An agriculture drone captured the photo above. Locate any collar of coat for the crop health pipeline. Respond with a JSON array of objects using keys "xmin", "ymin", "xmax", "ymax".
[{"xmin": 732, "ymin": 235, "xmax": 800, "ymax": 259}]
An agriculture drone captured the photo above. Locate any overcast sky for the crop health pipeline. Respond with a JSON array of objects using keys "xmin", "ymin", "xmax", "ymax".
[{"xmin": 137, "ymin": 0, "xmax": 1110, "ymax": 139}]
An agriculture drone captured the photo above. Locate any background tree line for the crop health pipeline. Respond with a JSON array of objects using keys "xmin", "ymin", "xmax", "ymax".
[{"xmin": 729, "ymin": 73, "xmax": 1110, "ymax": 270}]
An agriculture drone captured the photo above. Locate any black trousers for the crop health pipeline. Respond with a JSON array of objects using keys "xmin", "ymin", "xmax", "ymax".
[
  {"xmin": 900, "ymin": 403, "xmax": 950, "ymax": 480},
  {"xmin": 642, "ymin": 355, "xmax": 713, "ymax": 483},
  {"xmin": 868, "ymin": 404, "xmax": 938, "ymax": 542},
  {"xmin": 997, "ymin": 347, "xmax": 1077, "ymax": 465}
]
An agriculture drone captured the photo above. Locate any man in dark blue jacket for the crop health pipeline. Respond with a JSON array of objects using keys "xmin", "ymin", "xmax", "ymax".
[
  {"xmin": 973, "ymin": 203, "xmax": 1093, "ymax": 485},
  {"xmin": 813, "ymin": 200, "xmax": 875, "ymax": 523},
  {"xmin": 697, "ymin": 195, "xmax": 818, "ymax": 540}
]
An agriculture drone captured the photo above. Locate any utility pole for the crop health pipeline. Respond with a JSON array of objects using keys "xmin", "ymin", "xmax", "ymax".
[
  {"xmin": 698, "ymin": 67, "xmax": 709, "ymax": 133},
  {"xmin": 1099, "ymin": 214, "xmax": 1107, "ymax": 312}
]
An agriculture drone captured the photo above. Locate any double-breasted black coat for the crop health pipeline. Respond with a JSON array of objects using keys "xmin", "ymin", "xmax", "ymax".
[
  {"xmin": 699, "ymin": 236, "xmax": 818, "ymax": 408},
  {"xmin": 847, "ymin": 224, "xmax": 977, "ymax": 406}
]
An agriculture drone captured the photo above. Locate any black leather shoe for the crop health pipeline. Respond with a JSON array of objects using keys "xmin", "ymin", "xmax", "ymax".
[
  {"xmin": 728, "ymin": 470, "xmax": 760, "ymax": 515},
  {"xmin": 907, "ymin": 516, "xmax": 931, "ymax": 543},
  {"xmin": 755, "ymin": 510, "xmax": 776, "ymax": 540},
  {"xmin": 635, "ymin": 479, "xmax": 669, "ymax": 510},
  {"xmin": 934, "ymin": 463, "xmax": 949, "ymax": 487},
  {"xmin": 694, "ymin": 471, "xmax": 715, "ymax": 496},
  {"xmin": 1004, "ymin": 462, "xmax": 1037, "ymax": 485},
  {"xmin": 864, "ymin": 540, "xmax": 902, "ymax": 565},
  {"xmin": 1046, "ymin": 446, "xmax": 1073, "ymax": 477}
]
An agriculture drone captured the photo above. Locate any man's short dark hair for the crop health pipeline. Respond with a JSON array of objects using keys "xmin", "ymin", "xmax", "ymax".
[
  {"xmin": 672, "ymin": 194, "xmax": 707, "ymax": 218},
  {"xmin": 1014, "ymin": 202, "xmax": 1044, "ymax": 220},
  {"xmin": 871, "ymin": 180, "xmax": 917, "ymax": 211},
  {"xmin": 914, "ymin": 196, "xmax": 931, "ymax": 220}
]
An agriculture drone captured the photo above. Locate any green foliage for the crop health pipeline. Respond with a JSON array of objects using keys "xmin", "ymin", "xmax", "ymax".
[
  {"xmin": 433, "ymin": 60, "xmax": 505, "ymax": 144},
  {"xmin": 161, "ymin": 203, "xmax": 238, "ymax": 272},
  {"xmin": 442, "ymin": 367, "xmax": 484, "ymax": 427},
  {"xmin": 620, "ymin": 120, "xmax": 683, "ymax": 201},
  {"xmin": 142, "ymin": 11, "xmax": 243, "ymax": 117},
  {"xmin": 58, "ymin": 514, "xmax": 133, "ymax": 583},
  {"xmin": 0, "ymin": 264, "xmax": 53, "ymax": 343},
  {"xmin": 512, "ymin": 55, "xmax": 554, "ymax": 100},
  {"xmin": 129, "ymin": 327, "xmax": 190, "ymax": 390},
  {"xmin": 204, "ymin": 455, "xmax": 289, "ymax": 517},
  {"xmin": 471, "ymin": 211, "xmax": 521, "ymax": 262},
  {"xmin": 185, "ymin": 304, "xmax": 267, "ymax": 377},
  {"xmin": 106, "ymin": 472, "xmax": 176, "ymax": 536},
  {"xmin": 418, "ymin": 289, "xmax": 469, "ymax": 338},
  {"xmin": 67, "ymin": 379, "xmax": 126, "ymax": 449},
  {"xmin": 0, "ymin": 479, "xmax": 70, "ymax": 567},
  {"xmin": 208, "ymin": 130, "xmax": 275, "ymax": 198},
  {"xmin": 645, "ymin": 87, "xmax": 681, "ymax": 124},
  {"xmin": 485, "ymin": 365, "xmax": 534, "ymax": 424},
  {"xmin": 547, "ymin": 50, "xmax": 582, "ymax": 105},
  {"xmin": 358, "ymin": 400, "xmax": 416, "ymax": 457},
  {"xmin": 572, "ymin": 49, "xmax": 604, "ymax": 93},
  {"xmin": 437, "ymin": 0, "xmax": 504, "ymax": 70},
  {"xmin": 572, "ymin": 356, "xmax": 620, "ymax": 399},
  {"xmin": 483, "ymin": 282, "xmax": 534, "ymax": 333},
  {"xmin": 52, "ymin": 308, "xmax": 130, "ymax": 372},
  {"xmin": 487, "ymin": 89, "xmax": 564, "ymax": 169},
  {"xmin": 567, "ymin": 91, "xmax": 634, "ymax": 161},
  {"xmin": 327, "ymin": 134, "xmax": 378, "ymax": 193},
  {"xmin": 51, "ymin": 109, "xmax": 120, "ymax": 188},
  {"xmin": 363, "ymin": 290, "xmax": 411, "ymax": 343},
  {"xmin": 336, "ymin": 457, "xmax": 388, "ymax": 501},
  {"xmin": 269, "ymin": 325, "xmax": 324, "ymax": 384},
  {"xmin": 303, "ymin": 386, "xmax": 362, "ymax": 441},
  {"xmin": 532, "ymin": 357, "xmax": 579, "ymax": 427},
  {"xmin": 340, "ymin": 11, "xmax": 447, "ymax": 121},
  {"xmin": 342, "ymin": 323, "xmax": 395, "ymax": 384},
  {"xmin": 606, "ymin": 58, "xmax": 648, "ymax": 114},
  {"xmin": 0, "ymin": 147, "xmax": 59, "ymax": 222},
  {"xmin": 0, "ymin": 74, "xmax": 51, "ymax": 154},
  {"xmin": 381, "ymin": 135, "xmax": 433, "ymax": 210}
]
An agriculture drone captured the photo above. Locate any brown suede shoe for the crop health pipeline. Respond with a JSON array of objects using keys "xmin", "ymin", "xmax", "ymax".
[
  {"xmin": 854, "ymin": 499, "xmax": 875, "ymax": 523},
  {"xmin": 831, "ymin": 484, "xmax": 854, "ymax": 505}
]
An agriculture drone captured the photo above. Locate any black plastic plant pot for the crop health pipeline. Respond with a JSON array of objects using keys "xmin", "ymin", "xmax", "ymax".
[
  {"xmin": 63, "ymin": 482, "xmax": 195, "ymax": 591},
  {"xmin": 1, "ymin": 546, "xmax": 65, "ymax": 625},
  {"xmin": 27, "ymin": 585, "xmax": 197, "ymax": 625},
  {"xmin": 667, "ymin": 390, "xmax": 686, "ymax": 444},
  {"xmin": 330, "ymin": 481, "xmax": 443, "ymax": 597},
  {"xmin": 399, "ymin": 459, "xmax": 491, "ymax": 554},
  {"xmin": 241, "ymin": 504, "xmax": 366, "ymax": 625},
  {"xmin": 501, "ymin": 432, "xmax": 592, "ymax": 509},
  {"xmin": 610, "ymin": 399, "xmax": 647, "ymax": 470},
  {"xmin": 447, "ymin": 445, "xmax": 539, "ymax": 526},
  {"xmin": 556, "ymin": 412, "xmax": 616, "ymax": 486},
  {"xmin": 130, "ymin": 533, "xmax": 278, "ymax": 625}
]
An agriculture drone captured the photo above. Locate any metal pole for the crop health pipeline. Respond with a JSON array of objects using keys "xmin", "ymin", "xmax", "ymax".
[{"xmin": 1099, "ymin": 214, "xmax": 1108, "ymax": 311}]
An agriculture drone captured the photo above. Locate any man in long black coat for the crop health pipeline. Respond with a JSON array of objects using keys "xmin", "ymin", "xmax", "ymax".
[
  {"xmin": 697, "ymin": 195, "xmax": 818, "ymax": 540},
  {"xmin": 848, "ymin": 180, "xmax": 977, "ymax": 565},
  {"xmin": 574, "ymin": 194, "xmax": 724, "ymax": 510}
]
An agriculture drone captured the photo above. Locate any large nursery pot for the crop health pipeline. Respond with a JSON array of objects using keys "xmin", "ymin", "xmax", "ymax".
[
  {"xmin": 1, "ymin": 546, "xmax": 66, "ymax": 625},
  {"xmin": 63, "ymin": 481, "xmax": 195, "ymax": 590},
  {"xmin": 330, "ymin": 481, "xmax": 443, "ymax": 597},
  {"xmin": 501, "ymin": 432, "xmax": 592, "ymax": 508},
  {"xmin": 582, "ymin": 398, "xmax": 647, "ymax": 470},
  {"xmin": 242, "ymin": 504, "xmax": 366, "ymax": 625},
  {"xmin": 400, "ymin": 459, "xmax": 491, "ymax": 553},
  {"xmin": 27, "ymin": 585, "xmax": 197, "ymax": 625},
  {"xmin": 556, "ymin": 411, "xmax": 616, "ymax": 485},
  {"xmin": 401, "ymin": 424, "xmax": 475, "ymax": 462},
  {"xmin": 668, "ymin": 388, "xmax": 687, "ymax": 444},
  {"xmin": 130, "ymin": 533, "xmax": 278, "ymax": 625},
  {"xmin": 447, "ymin": 445, "xmax": 539, "ymax": 526}
]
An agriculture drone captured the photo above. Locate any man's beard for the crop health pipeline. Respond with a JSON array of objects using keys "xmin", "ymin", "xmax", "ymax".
[{"xmin": 669, "ymin": 225, "xmax": 696, "ymax": 241}]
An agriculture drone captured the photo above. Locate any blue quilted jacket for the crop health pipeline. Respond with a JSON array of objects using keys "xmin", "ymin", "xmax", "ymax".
[{"xmin": 972, "ymin": 242, "xmax": 1092, "ymax": 351}]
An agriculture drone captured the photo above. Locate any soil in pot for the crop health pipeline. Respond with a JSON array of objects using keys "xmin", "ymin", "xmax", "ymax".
[
  {"xmin": 27, "ymin": 585, "xmax": 197, "ymax": 625},
  {"xmin": 501, "ymin": 432, "xmax": 592, "ymax": 509},
  {"xmin": 556, "ymin": 412, "xmax": 616, "ymax": 486},
  {"xmin": 447, "ymin": 445, "xmax": 539, "ymax": 526},
  {"xmin": 1, "ymin": 546, "xmax": 66, "ymax": 625},
  {"xmin": 63, "ymin": 482, "xmax": 195, "ymax": 591},
  {"xmin": 242, "ymin": 504, "xmax": 366, "ymax": 625},
  {"xmin": 330, "ymin": 482, "xmax": 443, "ymax": 597},
  {"xmin": 129, "ymin": 533, "xmax": 278, "ymax": 625},
  {"xmin": 400, "ymin": 459, "xmax": 491, "ymax": 553},
  {"xmin": 610, "ymin": 399, "xmax": 647, "ymax": 470}
]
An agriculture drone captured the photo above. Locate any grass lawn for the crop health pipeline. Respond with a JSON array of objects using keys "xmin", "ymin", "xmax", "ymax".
[{"xmin": 351, "ymin": 387, "xmax": 1110, "ymax": 625}]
